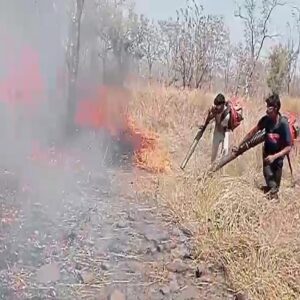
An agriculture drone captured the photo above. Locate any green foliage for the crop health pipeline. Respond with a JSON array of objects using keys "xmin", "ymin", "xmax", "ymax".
[{"xmin": 267, "ymin": 45, "xmax": 291, "ymax": 94}]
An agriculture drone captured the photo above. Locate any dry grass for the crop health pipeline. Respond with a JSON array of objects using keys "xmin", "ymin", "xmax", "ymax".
[{"xmin": 130, "ymin": 83, "xmax": 300, "ymax": 300}]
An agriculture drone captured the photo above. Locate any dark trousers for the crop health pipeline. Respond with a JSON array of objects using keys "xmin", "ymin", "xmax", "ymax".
[{"xmin": 263, "ymin": 161, "xmax": 283, "ymax": 196}]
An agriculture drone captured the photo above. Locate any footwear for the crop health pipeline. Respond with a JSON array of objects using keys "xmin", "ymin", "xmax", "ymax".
[
  {"xmin": 270, "ymin": 192, "xmax": 279, "ymax": 200},
  {"xmin": 257, "ymin": 185, "xmax": 270, "ymax": 194},
  {"xmin": 266, "ymin": 189, "xmax": 279, "ymax": 201}
]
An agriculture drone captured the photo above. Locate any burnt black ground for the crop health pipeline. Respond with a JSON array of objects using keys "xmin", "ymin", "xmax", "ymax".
[{"xmin": 0, "ymin": 140, "xmax": 233, "ymax": 300}]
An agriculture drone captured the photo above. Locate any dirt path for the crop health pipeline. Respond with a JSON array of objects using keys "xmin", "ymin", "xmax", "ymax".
[{"xmin": 0, "ymin": 159, "xmax": 232, "ymax": 299}]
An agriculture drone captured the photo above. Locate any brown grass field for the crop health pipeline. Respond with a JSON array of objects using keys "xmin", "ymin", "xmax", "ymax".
[{"xmin": 129, "ymin": 83, "xmax": 300, "ymax": 300}]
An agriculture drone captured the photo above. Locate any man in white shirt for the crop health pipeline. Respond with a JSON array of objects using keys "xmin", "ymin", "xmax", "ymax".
[{"xmin": 208, "ymin": 94, "xmax": 230, "ymax": 163}]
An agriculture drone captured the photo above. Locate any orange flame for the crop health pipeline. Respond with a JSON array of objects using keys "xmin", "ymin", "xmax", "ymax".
[
  {"xmin": 125, "ymin": 117, "xmax": 171, "ymax": 173},
  {"xmin": 75, "ymin": 85, "xmax": 171, "ymax": 173},
  {"xmin": 0, "ymin": 33, "xmax": 170, "ymax": 173},
  {"xmin": 0, "ymin": 43, "xmax": 44, "ymax": 109}
]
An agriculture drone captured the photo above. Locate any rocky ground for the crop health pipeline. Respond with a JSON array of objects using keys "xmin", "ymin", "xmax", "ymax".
[{"xmin": 0, "ymin": 146, "xmax": 233, "ymax": 300}]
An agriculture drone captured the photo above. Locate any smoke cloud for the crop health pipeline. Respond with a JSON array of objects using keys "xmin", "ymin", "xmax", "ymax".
[{"xmin": 0, "ymin": 1, "xmax": 138, "ymax": 280}]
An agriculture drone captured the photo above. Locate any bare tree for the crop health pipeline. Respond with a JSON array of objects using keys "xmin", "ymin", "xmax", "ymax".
[
  {"xmin": 222, "ymin": 43, "xmax": 234, "ymax": 92},
  {"xmin": 194, "ymin": 14, "xmax": 229, "ymax": 89},
  {"xmin": 155, "ymin": 0, "xmax": 228, "ymax": 88},
  {"xmin": 92, "ymin": 0, "xmax": 145, "ymax": 84},
  {"xmin": 175, "ymin": 2, "xmax": 197, "ymax": 88},
  {"xmin": 231, "ymin": 43, "xmax": 249, "ymax": 95},
  {"xmin": 157, "ymin": 20, "xmax": 181, "ymax": 85},
  {"xmin": 47, "ymin": 0, "xmax": 300, "ymax": 98},
  {"xmin": 66, "ymin": 0, "xmax": 85, "ymax": 133},
  {"xmin": 267, "ymin": 44, "xmax": 290, "ymax": 94},
  {"xmin": 134, "ymin": 16, "xmax": 162, "ymax": 78},
  {"xmin": 286, "ymin": 6, "xmax": 300, "ymax": 94},
  {"xmin": 235, "ymin": 0, "xmax": 286, "ymax": 95}
]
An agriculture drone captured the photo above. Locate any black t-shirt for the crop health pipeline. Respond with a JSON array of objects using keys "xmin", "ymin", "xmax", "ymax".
[{"xmin": 257, "ymin": 114, "xmax": 292, "ymax": 162}]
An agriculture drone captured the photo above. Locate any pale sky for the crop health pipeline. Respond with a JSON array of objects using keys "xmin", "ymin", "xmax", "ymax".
[{"xmin": 134, "ymin": 0, "xmax": 299, "ymax": 47}]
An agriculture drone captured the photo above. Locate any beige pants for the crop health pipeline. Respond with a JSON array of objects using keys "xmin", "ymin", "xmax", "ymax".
[{"xmin": 211, "ymin": 129, "xmax": 229, "ymax": 163}]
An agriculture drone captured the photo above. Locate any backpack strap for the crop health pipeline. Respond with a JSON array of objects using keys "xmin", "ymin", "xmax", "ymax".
[{"xmin": 220, "ymin": 102, "xmax": 230, "ymax": 122}]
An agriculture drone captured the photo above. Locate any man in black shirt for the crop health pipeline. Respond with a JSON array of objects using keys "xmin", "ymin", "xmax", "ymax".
[{"xmin": 234, "ymin": 94, "xmax": 292, "ymax": 199}]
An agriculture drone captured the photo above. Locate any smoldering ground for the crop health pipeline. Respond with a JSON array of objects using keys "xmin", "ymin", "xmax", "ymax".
[{"xmin": 0, "ymin": 1, "xmax": 138, "ymax": 298}]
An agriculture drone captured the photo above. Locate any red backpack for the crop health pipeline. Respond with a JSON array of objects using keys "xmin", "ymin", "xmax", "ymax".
[
  {"xmin": 280, "ymin": 112, "xmax": 300, "ymax": 183},
  {"xmin": 221, "ymin": 97, "xmax": 244, "ymax": 131},
  {"xmin": 281, "ymin": 112, "xmax": 300, "ymax": 145}
]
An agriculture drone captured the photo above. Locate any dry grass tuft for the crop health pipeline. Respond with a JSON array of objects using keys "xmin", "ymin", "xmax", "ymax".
[{"xmin": 130, "ymin": 83, "xmax": 300, "ymax": 299}]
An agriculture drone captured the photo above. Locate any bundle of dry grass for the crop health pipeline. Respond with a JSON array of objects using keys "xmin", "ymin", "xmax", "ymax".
[{"xmin": 130, "ymin": 83, "xmax": 300, "ymax": 300}]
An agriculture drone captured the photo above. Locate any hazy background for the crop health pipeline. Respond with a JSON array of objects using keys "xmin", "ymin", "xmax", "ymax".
[{"xmin": 135, "ymin": 0, "xmax": 297, "ymax": 53}]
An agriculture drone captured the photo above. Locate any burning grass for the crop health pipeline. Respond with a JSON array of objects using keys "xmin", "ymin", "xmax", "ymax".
[
  {"xmin": 75, "ymin": 84, "xmax": 171, "ymax": 174},
  {"xmin": 126, "ymin": 116, "xmax": 171, "ymax": 173},
  {"xmin": 130, "ymin": 83, "xmax": 300, "ymax": 300},
  {"xmin": 0, "ymin": 69, "xmax": 171, "ymax": 174}
]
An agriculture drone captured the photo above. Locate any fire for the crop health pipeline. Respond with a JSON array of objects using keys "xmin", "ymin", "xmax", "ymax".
[
  {"xmin": 0, "ymin": 43, "xmax": 44, "ymax": 109},
  {"xmin": 125, "ymin": 117, "xmax": 171, "ymax": 173},
  {"xmin": 75, "ymin": 85, "xmax": 171, "ymax": 173},
  {"xmin": 0, "ymin": 33, "xmax": 170, "ymax": 173},
  {"xmin": 75, "ymin": 85, "xmax": 129, "ymax": 135}
]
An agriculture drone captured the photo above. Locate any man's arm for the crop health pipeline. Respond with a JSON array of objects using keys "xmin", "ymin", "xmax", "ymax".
[
  {"xmin": 198, "ymin": 107, "xmax": 216, "ymax": 129},
  {"xmin": 207, "ymin": 106, "xmax": 217, "ymax": 122},
  {"xmin": 231, "ymin": 125, "xmax": 259, "ymax": 153},
  {"xmin": 272, "ymin": 145, "xmax": 292, "ymax": 161},
  {"xmin": 271, "ymin": 121, "xmax": 292, "ymax": 160}
]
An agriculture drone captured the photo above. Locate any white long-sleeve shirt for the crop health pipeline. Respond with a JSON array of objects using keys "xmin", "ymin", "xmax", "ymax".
[{"xmin": 211, "ymin": 107, "xmax": 230, "ymax": 162}]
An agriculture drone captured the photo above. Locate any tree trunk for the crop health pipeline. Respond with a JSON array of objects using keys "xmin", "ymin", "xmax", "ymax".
[{"xmin": 66, "ymin": 0, "xmax": 84, "ymax": 135}]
